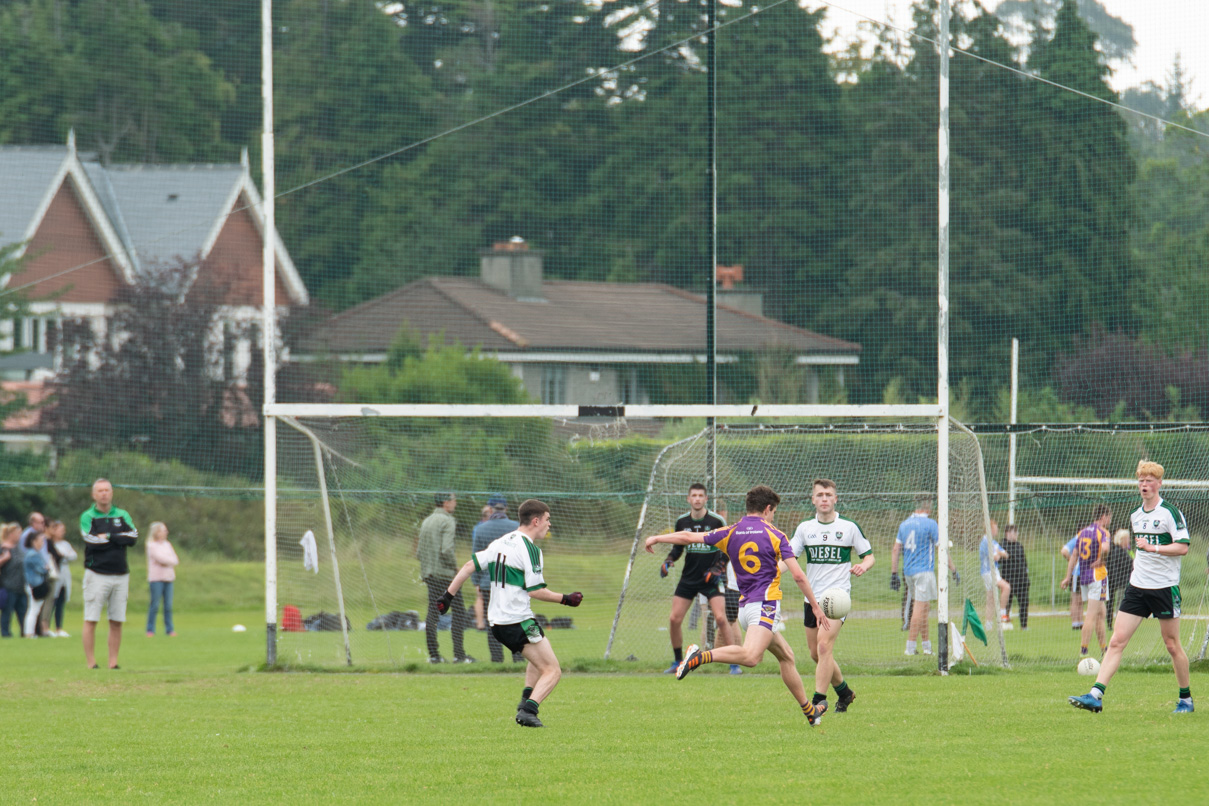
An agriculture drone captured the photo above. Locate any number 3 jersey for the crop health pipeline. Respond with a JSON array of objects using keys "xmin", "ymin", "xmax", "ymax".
[
  {"xmin": 789, "ymin": 515, "xmax": 872, "ymax": 596},
  {"xmin": 703, "ymin": 515, "xmax": 792, "ymax": 603}
]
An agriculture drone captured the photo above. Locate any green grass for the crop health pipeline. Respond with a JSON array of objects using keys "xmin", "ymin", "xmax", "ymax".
[{"xmin": 3, "ymin": 608, "xmax": 1209, "ymax": 804}]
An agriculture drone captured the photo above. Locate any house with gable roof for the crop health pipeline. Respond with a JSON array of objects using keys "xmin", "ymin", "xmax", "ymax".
[{"xmin": 0, "ymin": 132, "xmax": 308, "ymax": 448}]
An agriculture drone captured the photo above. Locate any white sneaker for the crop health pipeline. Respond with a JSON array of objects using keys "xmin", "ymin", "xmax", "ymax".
[
  {"xmin": 58, "ymin": 630, "xmax": 71, "ymax": 637},
  {"xmin": 1001, "ymin": 622, "xmax": 1014, "ymax": 630},
  {"xmin": 904, "ymin": 649, "xmax": 917, "ymax": 656},
  {"xmin": 922, "ymin": 648, "xmax": 933, "ymax": 655}
]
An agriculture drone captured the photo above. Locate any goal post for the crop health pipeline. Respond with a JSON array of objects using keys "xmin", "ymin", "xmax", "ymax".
[{"xmin": 265, "ymin": 403, "xmax": 984, "ymax": 669}]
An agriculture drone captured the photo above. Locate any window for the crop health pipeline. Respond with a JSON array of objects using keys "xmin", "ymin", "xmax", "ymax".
[
  {"xmin": 541, "ymin": 365, "xmax": 566, "ymax": 404},
  {"xmin": 619, "ymin": 367, "xmax": 640, "ymax": 404}
]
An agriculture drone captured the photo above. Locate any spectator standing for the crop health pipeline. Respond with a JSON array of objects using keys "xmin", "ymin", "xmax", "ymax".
[
  {"xmin": 1105, "ymin": 529, "xmax": 1133, "ymax": 630},
  {"xmin": 145, "ymin": 522, "xmax": 180, "ymax": 636},
  {"xmin": 472, "ymin": 494, "xmax": 521, "ymax": 662},
  {"xmin": 999, "ymin": 525, "xmax": 1031, "ymax": 629},
  {"xmin": 417, "ymin": 493, "xmax": 473, "ymax": 663},
  {"xmin": 49, "ymin": 520, "xmax": 77, "ymax": 637},
  {"xmin": 22, "ymin": 532, "xmax": 50, "ymax": 638},
  {"xmin": 81, "ymin": 478, "xmax": 139, "ymax": 669},
  {"xmin": 1, "ymin": 523, "xmax": 27, "ymax": 637},
  {"xmin": 19, "ymin": 511, "xmax": 45, "ymax": 551},
  {"xmin": 472, "ymin": 504, "xmax": 494, "ymax": 629}
]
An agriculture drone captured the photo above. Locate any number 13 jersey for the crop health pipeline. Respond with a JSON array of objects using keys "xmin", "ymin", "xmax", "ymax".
[{"xmin": 704, "ymin": 515, "xmax": 792, "ymax": 604}]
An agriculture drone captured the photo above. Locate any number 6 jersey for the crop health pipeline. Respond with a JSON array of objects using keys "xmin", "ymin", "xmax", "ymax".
[{"xmin": 703, "ymin": 515, "xmax": 792, "ymax": 604}]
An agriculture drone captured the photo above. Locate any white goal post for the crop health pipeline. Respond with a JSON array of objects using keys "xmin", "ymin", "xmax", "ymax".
[{"xmin": 260, "ymin": 403, "xmax": 1025, "ymax": 673}]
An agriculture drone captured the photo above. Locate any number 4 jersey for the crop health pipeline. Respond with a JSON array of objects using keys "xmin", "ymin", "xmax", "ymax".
[
  {"xmin": 703, "ymin": 515, "xmax": 792, "ymax": 604},
  {"xmin": 789, "ymin": 515, "xmax": 872, "ymax": 596}
]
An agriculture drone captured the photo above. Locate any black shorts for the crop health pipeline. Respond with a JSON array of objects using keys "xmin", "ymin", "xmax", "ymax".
[
  {"xmin": 804, "ymin": 604, "xmax": 846, "ymax": 629},
  {"xmin": 724, "ymin": 589, "xmax": 740, "ymax": 622},
  {"xmin": 674, "ymin": 576, "xmax": 725, "ymax": 601},
  {"xmin": 1118, "ymin": 584, "xmax": 1181, "ymax": 620},
  {"xmin": 490, "ymin": 618, "xmax": 546, "ymax": 654}
]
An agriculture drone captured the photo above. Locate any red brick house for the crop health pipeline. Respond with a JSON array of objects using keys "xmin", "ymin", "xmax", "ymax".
[{"xmin": 0, "ymin": 131, "xmax": 308, "ymax": 449}]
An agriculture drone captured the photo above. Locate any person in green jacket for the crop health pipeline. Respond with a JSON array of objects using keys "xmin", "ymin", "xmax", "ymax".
[
  {"xmin": 417, "ymin": 493, "xmax": 472, "ymax": 663},
  {"xmin": 80, "ymin": 478, "xmax": 138, "ymax": 669}
]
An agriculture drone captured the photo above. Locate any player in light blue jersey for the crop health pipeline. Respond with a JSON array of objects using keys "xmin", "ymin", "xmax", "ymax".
[
  {"xmin": 1061, "ymin": 535, "xmax": 1083, "ymax": 630},
  {"xmin": 889, "ymin": 496, "xmax": 957, "ymax": 656},
  {"xmin": 979, "ymin": 520, "xmax": 1010, "ymax": 629}
]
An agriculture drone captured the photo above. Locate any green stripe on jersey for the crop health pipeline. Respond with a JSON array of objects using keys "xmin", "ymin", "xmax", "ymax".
[
  {"xmin": 487, "ymin": 562, "xmax": 527, "ymax": 589},
  {"xmin": 522, "ymin": 536, "xmax": 542, "ymax": 570}
]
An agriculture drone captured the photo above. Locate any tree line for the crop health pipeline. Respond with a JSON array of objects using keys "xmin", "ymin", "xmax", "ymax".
[{"xmin": 2, "ymin": 0, "xmax": 1208, "ymax": 420}]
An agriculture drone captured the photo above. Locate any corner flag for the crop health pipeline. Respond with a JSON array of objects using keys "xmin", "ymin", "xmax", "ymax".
[{"xmin": 962, "ymin": 598, "xmax": 988, "ymax": 645}]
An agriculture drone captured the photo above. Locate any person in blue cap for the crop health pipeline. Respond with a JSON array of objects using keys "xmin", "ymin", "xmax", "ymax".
[{"xmin": 473, "ymin": 494, "xmax": 521, "ymax": 662}]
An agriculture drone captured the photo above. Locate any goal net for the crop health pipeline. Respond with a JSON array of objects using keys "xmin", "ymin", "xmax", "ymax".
[
  {"xmin": 269, "ymin": 408, "xmax": 1009, "ymax": 672},
  {"xmin": 1004, "ymin": 425, "xmax": 1209, "ymax": 669},
  {"xmin": 606, "ymin": 419, "xmax": 1001, "ymax": 671}
]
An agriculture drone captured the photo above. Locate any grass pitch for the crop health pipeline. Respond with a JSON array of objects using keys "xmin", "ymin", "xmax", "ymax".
[{"xmin": 3, "ymin": 609, "xmax": 1207, "ymax": 804}]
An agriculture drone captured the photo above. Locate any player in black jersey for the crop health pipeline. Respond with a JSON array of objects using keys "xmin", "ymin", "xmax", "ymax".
[{"xmin": 660, "ymin": 484, "xmax": 739, "ymax": 673}]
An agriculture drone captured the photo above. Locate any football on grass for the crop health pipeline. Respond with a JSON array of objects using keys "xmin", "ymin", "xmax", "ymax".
[
  {"xmin": 1077, "ymin": 657, "xmax": 1100, "ymax": 676},
  {"xmin": 820, "ymin": 588, "xmax": 851, "ymax": 620}
]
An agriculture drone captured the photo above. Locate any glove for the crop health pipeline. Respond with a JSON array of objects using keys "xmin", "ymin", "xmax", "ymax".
[
  {"xmin": 704, "ymin": 556, "xmax": 728, "ymax": 585},
  {"xmin": 660, "ymin": 559, "xmax": 674, "ymax": 578},
  {"xmin": 952, "ymin": 569, "xmax": 961, "ymax": 584},
  {"xmin": 561, "ymin": 592, "xmax": 583, "ymax": 607},
  {"xmin": 435, "ymin": 591, "xmax": 454, "ymax": 615},
  {"xmin": 890, "ymin": 572, "xmax": 901, "ymax": 591}
]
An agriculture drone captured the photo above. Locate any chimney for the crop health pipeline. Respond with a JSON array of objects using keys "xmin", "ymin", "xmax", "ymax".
[
  {"xmin": 480, "ymin": 236, "xmax": 545, "ymax": 301},
  {"xmin": 715, "ymin": 264, "xmax": 764, "ymax": 317}
]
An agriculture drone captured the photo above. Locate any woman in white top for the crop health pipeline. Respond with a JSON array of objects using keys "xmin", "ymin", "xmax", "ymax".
[{"xmin": 49, "ymin": 520, "xmax": 77, "ymax": 638}]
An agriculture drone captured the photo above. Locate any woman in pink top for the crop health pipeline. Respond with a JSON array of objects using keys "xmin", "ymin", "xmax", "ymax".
[{"xmin": 145, "ymin": 522, "xmax": 180, "ymax": 636}]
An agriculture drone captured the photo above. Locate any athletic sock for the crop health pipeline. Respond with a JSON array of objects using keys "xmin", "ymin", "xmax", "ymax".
[
  {"xmin": 521, "ymin": 698, "xmax": 539, "ymax": 715},
  {"xmin": 697, "ymin": 650, "xmax": 713, "ymax": 666},
  {"xmin": 921, "ymin": 640, "xmax": 932, "ymax": 653},
  {"xmin": 801, "ymin": 700, "xmax": 816, "ymax": 717},
  {"xmin": 521, "ymin": 687, "xmax": 533, "ymax": 702},
  {"xmin": 673, "ymin": 647, "xmax": 683, "ymax": 663},
  {"xmin": 1080, "ymin": 646, "xmax": 1088, "ymax": 655},
  {"xmin": 1100, "ymin": 644, "xmax": 1108, "ymax": 656},
  {"xmin": 834, "ymin": 680, "xmax": 850, "ymax": 697},
  {"xmin": 906, "ymin": 640, "xmax": 916, "ymax": 654},
  {"xmin": 1180, "ymin": 687, "xmax": 1191, "ymax": 700},
  {"xmin": 1091, "ymin": 683, "xmax": 1105, "ymax": 700},
  {"xmin": 812, "ymin": 691, "xmax": 827, "ymax": 705}
]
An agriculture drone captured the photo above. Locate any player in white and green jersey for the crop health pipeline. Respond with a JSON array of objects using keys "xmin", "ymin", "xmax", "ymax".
[
  {"xmin": 438, "ymin": 499, "xmax": 584, "ymax": 728},
  {"xmin": 1070, "ymin": 461, "xmax": 1194, "ymax": 715},
  {"xmin": 789, "ymin": 478, "xmax": 874, "ymax": 715}
]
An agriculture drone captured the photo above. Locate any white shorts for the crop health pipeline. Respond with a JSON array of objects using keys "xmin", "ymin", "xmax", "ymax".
[
  {"xmin": 738, "ymin": 600, "xmax": 785, "ymax": 633},
  {"xmin": 83, "ymin": 570, "xmax": 129, "ymax": 623},
  {"xmin": 1080, "ymin": 579, "xmax": 1108, "ymax": 602},
  {"xmin": 981, "ymin": 571, "xmax": 999, "ymax": 591},
  {"xmin": 907, "ymin": 571, "xmax": 937, "ymax": 602}
]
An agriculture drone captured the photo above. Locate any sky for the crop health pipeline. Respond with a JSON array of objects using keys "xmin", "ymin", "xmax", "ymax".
[{"xmin": 803, "ymin": 0, "xmax": 1208, "ymax": 104}]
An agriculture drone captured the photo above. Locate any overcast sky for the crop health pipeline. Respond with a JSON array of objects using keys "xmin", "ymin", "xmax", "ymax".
[{"xmin": 803, "ymin": 1, "xmax": 1206, "ymax": 105}]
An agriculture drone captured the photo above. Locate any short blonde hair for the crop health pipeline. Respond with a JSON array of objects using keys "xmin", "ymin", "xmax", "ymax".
[
  {"xmin": 1136, "ymin": 460, "xmax": 1165, "ymax": 480},
  {"xmin": 149, "ymin": 521, "xmax": 167, "ymax": 540},
  {"xmin": 1113, "ymin": 528, "xmax": 1131, "ymax": 548}
]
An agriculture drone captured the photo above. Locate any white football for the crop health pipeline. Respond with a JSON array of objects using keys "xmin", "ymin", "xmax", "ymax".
[
  {"xmin": 1077, "ymin": 657, "xmax": 1100, "ymax": 676},
  {"xmin": 820, "ymin": 588, "xmax": 852, "ymax": 620},
  {"xmin": 232, "ymin": 624, "xmax": 247, "ymax": 633}
]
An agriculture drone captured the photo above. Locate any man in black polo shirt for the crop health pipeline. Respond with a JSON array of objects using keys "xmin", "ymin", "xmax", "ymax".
[
  {"xmin": 660, "ymin": 483, "xmax": 738, "ymax": 674},
  {"xmin": 80, "ymin": 478, "xmax": 138, "ymax": 669}
]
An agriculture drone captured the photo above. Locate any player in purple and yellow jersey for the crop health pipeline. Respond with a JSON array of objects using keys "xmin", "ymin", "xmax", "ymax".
[
  {"xmin": 1061, "ymin": 503, "xmax": 1112, "ymax": 659},
  {"xmin": 645, "ymin": 485, "xmax": 831, "ymax": 725}
]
